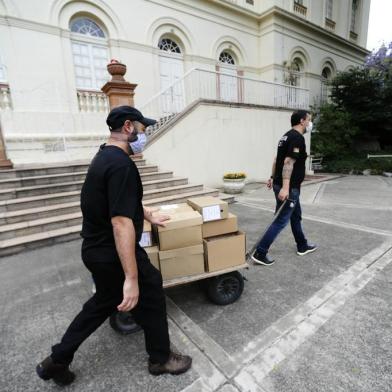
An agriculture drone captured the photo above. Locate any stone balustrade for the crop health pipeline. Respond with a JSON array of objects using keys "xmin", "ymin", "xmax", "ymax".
[
  {"xmin": 77, "ymin": 89, "xmax": 109, "ymax": 113},
  {"xmin": 0, "ymin": 83, "xmax": 12, "ymax": 110}
]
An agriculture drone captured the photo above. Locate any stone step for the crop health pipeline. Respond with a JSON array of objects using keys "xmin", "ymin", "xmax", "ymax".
[
  {"xmin": 0, "ymin": 212, "xmax": 82, "ymax": 241},
  {"xmin": 0, "ymin": 202, "xmax": 81, "ymax": 225},
  {"xmin": 0, "ymin": 172, "xmax": 179, "ymax": 201},
  {"xmin": 0, "ymin": 169, "xmax": 173, "ymax": 189},
  {"xmin": 142, "ymin": 177, "xmax": 188, "ymax": 191},
  {"xmin": 0, "ymin": 190, "xmax": 231, "ymax": 242},
  {"xmin": 0, "ymin": 186, "xmax": 224, "ymax": 257},
  {"xmin": 0, "ymin": 192, "xmax": 235, "ymax": 226},
  {"xmin": 0, "ymin": 225, "xmax": 82, "ymax": 257},
  {"xmin": 143, "ymin": 187, "xmax": 220, "ymax": 206},
  {"xmin": 0, "ymin": 188, "xmax": 226, "ymax": 256},
  {"xmin": 0, "ymin": 158, "xmax": 146, "ymax": 179},
  {"xmin": 0, "ymin": 183, "xmax": 205, "ymax": 213}
]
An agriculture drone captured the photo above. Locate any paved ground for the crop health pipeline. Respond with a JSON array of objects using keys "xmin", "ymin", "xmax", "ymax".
[{"xmin": 1, "ymin": 175, "xmax": 391, "ymax": 392}]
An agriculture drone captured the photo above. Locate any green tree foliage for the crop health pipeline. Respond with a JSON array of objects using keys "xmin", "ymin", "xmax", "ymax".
[
  {"xmin": 312, "ymin": 42, "xmax": 392, "ymax": 161},
  {"xmin": 311, "ymin": 104, "xmax": 359, "ymax": 158}
]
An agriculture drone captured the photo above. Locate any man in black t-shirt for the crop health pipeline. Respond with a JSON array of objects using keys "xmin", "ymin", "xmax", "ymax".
[
  {"xmin": 36, "ymin": 106, "xmax": 192, "ymax": 385},
  {"xmin": 252, "ymin": 110, "xmax": 317, "ymax": 266}
]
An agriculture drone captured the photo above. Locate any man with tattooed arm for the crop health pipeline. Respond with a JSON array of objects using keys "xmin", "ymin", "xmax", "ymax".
[{"xmin": 252, "ymin": 110, "xmax": 317, "ymax": 266}]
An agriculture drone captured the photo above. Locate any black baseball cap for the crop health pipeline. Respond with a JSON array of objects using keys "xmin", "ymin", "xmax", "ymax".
[{"xmin": 106, "ymin": 105, "xmax": 156, "ymax": 131}]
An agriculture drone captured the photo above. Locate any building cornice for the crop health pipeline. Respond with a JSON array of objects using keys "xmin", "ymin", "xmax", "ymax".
[
  {"xmin": 265, "ymin": 6, "xmax": 370, "ymax": 56},
  {"xmin": 0, "ymin": 15, "xmax": 61, "ymax": 36}
]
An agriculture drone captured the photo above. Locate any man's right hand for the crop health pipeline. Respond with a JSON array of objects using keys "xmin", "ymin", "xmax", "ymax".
[
  {"xmin": 278, "ymin": 187, "xmax": 289, "ymax": 201},
  {"xmin": 118, "ymin": 277, "xmax": 139, "ymax": 312},
  {"xmin": 266, "ymin": 178, "xmax": 273, "ymax": 189}
]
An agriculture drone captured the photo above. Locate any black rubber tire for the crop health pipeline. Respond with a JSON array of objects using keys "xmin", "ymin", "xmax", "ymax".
[
  {"xmin": 109, "ymin": 311, "xmax": 142, "ymax": 335},
  {"xmin": 206, "ymin": 271, "xmax": 244, "ymax": 305}
]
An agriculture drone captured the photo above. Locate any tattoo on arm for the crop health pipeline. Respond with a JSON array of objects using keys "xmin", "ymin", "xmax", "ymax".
[
  {"xmin": 282, "ymin": 157, "xmax": 296, "ymax": 180},
  {"xmin": 271, "ymin": 157, "xmax": 276, "ymax": 177}
]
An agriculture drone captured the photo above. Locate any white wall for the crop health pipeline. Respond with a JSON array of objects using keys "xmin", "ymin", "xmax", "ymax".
[
  {"xmin": 143, "ymin": 102, "xmax": 311, "ymax": 187},
  {"xmin": 0, "ymin": 0, "xmax": 367, "ymax": 165}
]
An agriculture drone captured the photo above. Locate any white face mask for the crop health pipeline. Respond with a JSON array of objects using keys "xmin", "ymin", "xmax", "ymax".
[
  {"xmin": 305, "ymin": 121, "xmax": 313, "ymax": 133},
  {"xmin": 129, "ymin": 133, "xmax": 147, "ymax": 154}
]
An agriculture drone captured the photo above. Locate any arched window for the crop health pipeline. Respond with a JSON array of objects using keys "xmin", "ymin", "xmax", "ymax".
[
  {"xmin": 291, "ymin": 58, "xmax": 302, "ymax": 72},
  {"xmin": 286, "ymin": 57, "xmax": 303, "ymax": 86},
  {"xmin": 70, "ymin": 17, "xmax": 109, "ymax": 90},
  {"xmin": 158, "ymin": 38, "xmax": 181, "ymax": 54},
  {"xmin": 322, "ymin": 67, "xmax": 332, "ymax": 80},
  {"xmin": 320, "ymin": 65, "xmax": 333, "ymax": 103},
  {"xmin": 70, "ymin": 18, "xmax": 105, "ymax": 38},
  {"xmin": 219, "ymin": 51, "xmax": 236, "ymax": 65}
]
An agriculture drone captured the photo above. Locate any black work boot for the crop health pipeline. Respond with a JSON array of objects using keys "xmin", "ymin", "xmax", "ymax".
[
  {"xmin": 148, "ymin": 351, "xmax": 192, "ymax": 376},
  {"xmin": 36, "ymin": 356, "xmax": 75, "ymax": 386}
]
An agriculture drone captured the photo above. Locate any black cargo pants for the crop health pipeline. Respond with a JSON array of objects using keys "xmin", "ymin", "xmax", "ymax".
[{"xmin": 51, "ymin": 250, "xmax": 170, "ymax": 365}]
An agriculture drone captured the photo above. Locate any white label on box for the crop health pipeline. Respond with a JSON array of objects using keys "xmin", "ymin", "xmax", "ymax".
[
  {"xmin": 139, "ymin": 232, "xmax": 152, "ymax": 247},
  {"xmin": 160, "ymin": 204, "xmax": 179, "ymax": 210},
  {"xmin": 202, "ymin": 205, "xmax": 221, "ymax": 222}
]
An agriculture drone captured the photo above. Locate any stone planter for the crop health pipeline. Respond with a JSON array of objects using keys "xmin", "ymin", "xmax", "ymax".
[
  {"xmin": 107, "ymin": 62, "xmax": 127, "ymax": 81},
  {"xmin": 223, "ymin": 178, "xmax": 245, "ymax": 194}
]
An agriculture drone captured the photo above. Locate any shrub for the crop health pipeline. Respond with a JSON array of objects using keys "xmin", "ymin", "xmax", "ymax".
[{"xmin": 223, "ymin": 172, "xmax": 247, "ymax": 180}]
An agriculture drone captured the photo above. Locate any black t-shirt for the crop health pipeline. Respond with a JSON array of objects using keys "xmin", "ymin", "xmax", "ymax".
[
  {"xmin": 273, "ymin": 129, "xmax": 308, "ymax": 189},
  {"xmin": 80, "ymin": 144, "xmax": 144, "ymax": 262}
]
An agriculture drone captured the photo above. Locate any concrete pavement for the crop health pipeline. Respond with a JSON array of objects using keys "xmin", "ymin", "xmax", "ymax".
[{"xmin": 0, "ymin": 175, "xmax": 391, "ymax": 391}]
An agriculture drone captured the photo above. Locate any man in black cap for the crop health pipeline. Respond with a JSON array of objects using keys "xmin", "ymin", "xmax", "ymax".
[{"xmin": 36, "ymin": 106, "xmax": 192, "ymax": 385}]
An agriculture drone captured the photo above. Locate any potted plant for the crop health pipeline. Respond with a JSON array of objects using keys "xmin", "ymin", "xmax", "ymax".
[{"xmin": 223, "ymin": 172, "xmax": 247, "ymax": 194}]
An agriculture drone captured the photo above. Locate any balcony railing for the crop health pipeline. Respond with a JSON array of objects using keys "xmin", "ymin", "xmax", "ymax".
[
  {"xmin": 140, "ymin": 68, "xmax": 309, "ymax": 138},
  {"xmin": 293, "ymin": 2, "xmax": 307, "ymax": 17},
  {"xmin": 0, "ymin": 83, "xmax": 12, "ymax": 110},
  {"xmin": 77, "ymin": 89, "xmax": 109, "ymax": 113},
  {"xmin": 325, "ymin": 18, "xmax": 336, "ymax": 31}
]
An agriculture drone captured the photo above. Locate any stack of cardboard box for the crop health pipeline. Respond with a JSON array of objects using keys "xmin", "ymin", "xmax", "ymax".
[
  {"xmin": 140, "ymin": 198, "xmax": 245, "ymax": 280},
  {"xmin": 187, "ymin": 196, "xmax": 246, "ymax": 272}
]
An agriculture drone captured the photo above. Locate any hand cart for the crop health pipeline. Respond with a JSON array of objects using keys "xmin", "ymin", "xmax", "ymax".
[{"xmin": 110, "ymin": 260, "xmax": 249, "ymax": 334}]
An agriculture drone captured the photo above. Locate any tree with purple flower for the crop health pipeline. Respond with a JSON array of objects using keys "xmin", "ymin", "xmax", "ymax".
[{"xmin": 312, "ymin": 41, "xmax": 392, "ymax": 168}]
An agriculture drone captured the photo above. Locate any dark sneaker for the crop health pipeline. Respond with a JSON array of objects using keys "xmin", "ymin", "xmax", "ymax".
[
  {"xmin": 297, "ymin": 244, "xmax": 318, "ymax": 256},
  {"xmin": 149, "ymin": 351, "xmax": 192, "ymax": 376},
  {"xmin": 36, "ymin": 356, "xmax": 75, "ymax": 386},
  {"xmin": 251, "ymin": 250, "xmax": 275, "ymax": 265}
]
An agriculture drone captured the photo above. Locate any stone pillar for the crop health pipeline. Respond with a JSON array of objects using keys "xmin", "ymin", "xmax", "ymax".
[
  {"xmin": 0, "ymin": 120, "xmax": 13, "ymax": 169},
  {"xmin": 101, "ymin": 60, "xmax": 138, "ymax": 109}
]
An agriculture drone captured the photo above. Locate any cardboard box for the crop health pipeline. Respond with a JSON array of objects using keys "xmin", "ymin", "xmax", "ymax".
[
  {"xmin": 203, "ymin": 231, "xmax": 246, "ymax": 272},
  {"xmin": 156, "ymin": 210, "xmax": 203, "ymax": 251},
  {"xmin": 145, "ymin": 246, "xmax": 160, "ymax": 270},
  {"xmin": 202, "ymin": 213, "xmax": 238, "ymax": 238},
  {"xmin": 187, "ymin": 196, "xmax": 229, "ymax": 222},
  {"xmin": 159, "ymin": 244, "xmax": 205, "ymax": 280},
  {"xmin": 156, "ymin": 203, "xmax": 193, "ymax": 215},
  {"xmin": 139, "ymin": 220, "xmax": 153, "ymax": 248}
]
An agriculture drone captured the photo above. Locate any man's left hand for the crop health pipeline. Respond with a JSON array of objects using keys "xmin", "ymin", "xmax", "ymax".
[{"xmin": 149, "ymin": 214, "xmax": 170, "ymax": 227}]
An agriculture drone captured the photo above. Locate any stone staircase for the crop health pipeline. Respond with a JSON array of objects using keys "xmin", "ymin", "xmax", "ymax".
[{"xmin": 0, "ymin": 158, "xmax": 231, "ymax": 256}]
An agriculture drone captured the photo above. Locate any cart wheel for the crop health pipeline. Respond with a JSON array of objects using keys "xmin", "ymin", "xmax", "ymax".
[
  {"xmin": 109, "ymin": 311, "xmax": 142, "ymax": 335},
  {"xmin": 207, "ymin": 271, "xmax": 244, "ymax": 305}
]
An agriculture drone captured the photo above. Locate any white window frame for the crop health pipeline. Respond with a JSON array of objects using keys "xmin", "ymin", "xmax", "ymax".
[
  {"xmin": 325, "ymin": 0, "xmax": 333, "ymax": 20},
  {"xmin": 71, "ymin": 38, "xmax": 109, "ymax": 90},
  {"xmin": 350, "ymin": 0, "xmax": 359, "ymax": 32},
  {"xmin": 70, "ymin": 18, "xmax": 109, "ymax": 91}
]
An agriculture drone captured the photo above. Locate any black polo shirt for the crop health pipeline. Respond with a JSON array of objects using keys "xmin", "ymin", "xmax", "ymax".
[
  {"xmin": 80, "ymin": 144, "xmax": 144, "ymax": 262},
  {"xmin": 273, "ymin": 129, "xmax": 308, "ymax": 189}
]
